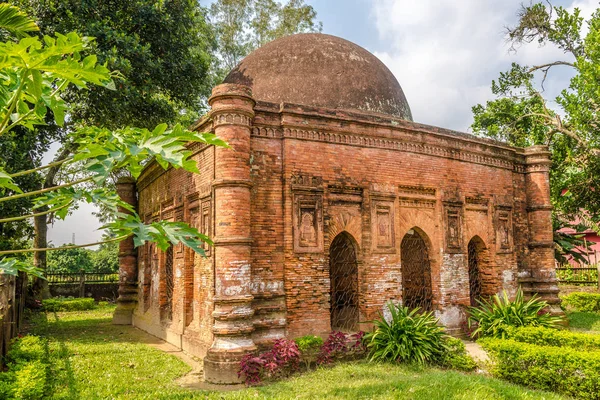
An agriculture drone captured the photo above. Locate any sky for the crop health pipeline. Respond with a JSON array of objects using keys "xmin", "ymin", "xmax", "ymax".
[{"xmin": 47, "ymin": 0, "xmax": 597, "ymax": 247}]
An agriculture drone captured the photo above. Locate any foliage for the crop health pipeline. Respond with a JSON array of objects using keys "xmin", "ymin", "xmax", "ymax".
[
  {"xmin": 1, "ymin": 335, "xmax": 50, "ymax": 400},
  {"xmin": 46, "ymin": 245, "xmax": 93, "ymax": 273},
  {"xmin": 561, "ymin": 291, "xmax": 600, "ymax": 313},
  {"xmin": 438, "ymin": 337, "xmax": 477, "ymax": 372},
  {"xmin": 316, "ymin": 331, "xmax": 366, "ymax": 365},
  {"xmin": 0, "ymin": 9, "xmax": 228, "ymax": 277},
  {"xmin": 294, "ymin": 334, "xmax": 323, "ymax": 353},
  {"xmin": 238, "ymin": 338, "xmax": 300, "ymax": 385},
  {"xmin": 363, "ymin": 303, "xmax": 447, "ymax": 365},
  {"xmin": 0, "ymin": 3, "xmax": 38, "ymax": 39},
  {"xmin": 6, "ymin": 335, "xmax": 47, "ymax": 365},
  {"xmin": 480, "ymin": 337, "xmax": 600, "ymax": 399},
  {"xmin": 12, "ymin": 0, "xmax": 215, "ymax": 128},
  {"xmin": 90, "ymin": 239, "xmax": 118, "ymax": 272},
  {"xmin": 503, "ymin": 325, "xmax": 600, "ymax": 351},
  {"xmin": 209, "ymin": 0, "xmax": 322, "ymax": 75},
  {"xmin": 294, "ymin": 334, "xmax": 323, "ymax": 370},
  {"xmin": 41, "ymin": 297, "xmax": 96, "ymax": 312},
  {"xmin": 17, "ymin": 305, "xmax": 565, "ymax": 399},
  {"xmin": 553, "ymin": 221, "xmax": 591, "ymax": 265},
  {"xmin": 467, "ymin": 289, "xmax": 562, "ymax": 338},
  {"xmin": 556, "ymin": 264, "xmax": 599, "ymax": 285},
  {"xmin": 471, "ymin": 2, "xmax": 600, "ymax": 248}
]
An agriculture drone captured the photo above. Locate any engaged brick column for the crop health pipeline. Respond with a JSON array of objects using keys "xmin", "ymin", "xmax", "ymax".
[
  {"xmin": 521, "ymin": 146, "xmax": 562, "ymax": 311},
  {"xmin": 113, "ymin": 177, "xmax": 139, "ymax": 325},
  {"xmin": 204, "ymin": 84, "xmax": 256, "ymax": 384}
]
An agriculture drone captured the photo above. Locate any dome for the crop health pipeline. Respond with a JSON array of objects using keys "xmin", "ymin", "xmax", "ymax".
[{"xmin": 223, "ymin": 34, "xmax": 412, "ymax": 120}]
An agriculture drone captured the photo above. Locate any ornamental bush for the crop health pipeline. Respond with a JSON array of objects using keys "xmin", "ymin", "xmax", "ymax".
[
  {"xmin": 316, "ymin": 331, "xmax": 366, "ymax": 365},
  {"xmin": 238, "ymin": 338, "xmax": 300, "ymax": 385},
  {"xmin": 1, "ymin": 335, "xmax": 51, "ymax": 400},
  {"xmin": 504, "ymin": 325, "xmax": 600, "ymax": 351},
  {"xmin": 468, "ymin": 289, "xmax": 562, "ymax": 338},
  {"xmin": 438, "ymin": 336, "xmax": 477, "ymax": 372},
  {"xmin": 561, "ymin": 292, "xmax": 600, "ymax": 313},
  {"xmin": 363, "ymin": 303, "xmax": 447, "ymax": 365},
  {"xmin": 480, "ymin": 338, "xmax": 600, "ymax": 399},
  {"xmin": 294, "ymin": 335, "xmax": 323, "ymax": 369},
  {"xmin": 42, "ymin": 297, "xmax": 96, "ymax": 312},
  {"xmin": 6, "ymin": 335, "xmax": 47, "ymax": 365}
]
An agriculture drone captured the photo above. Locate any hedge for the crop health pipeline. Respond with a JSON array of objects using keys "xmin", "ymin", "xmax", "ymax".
[
  {"xmin": 504, "ymin": 326, "xmax": 600, "ymax": 351},
  {"xmin": 42, "ymin": 297, "xmax": 96, "ymax": 312},
  {"xmin": 480, "ymin": 338, "xmax": 600, "ymax": 399},
  {"xmin": 0, "ymin": 335, "xmax": 51, "ymax": 400},
  {"xmin": 561, "ymin": 292, "xmax": 600, "ymax": 313}
]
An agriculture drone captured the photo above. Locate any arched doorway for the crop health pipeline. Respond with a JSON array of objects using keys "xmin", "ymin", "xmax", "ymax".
[
  {"xmin": 468, "ymin": 236, "xmax": 486, "ymax": 306},
  {"xmin": 329, "ymin": 232, "xmax": 359, "ymax": 332},
  {"xmin": 400, "ymin": 229, "xmax": 433, "ymax": 311}
]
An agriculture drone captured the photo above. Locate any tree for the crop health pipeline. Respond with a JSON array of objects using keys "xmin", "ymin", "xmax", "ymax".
[
  {"xmin": 209, "ymin": 0, "xmax": 322, "ymax": 76},
  {"xmin": 47, "ymin": 245, "xmax": 94, "ymax": 274},
  {"xmin": 471, "ymin": 2, "xmax": 600, "ymax": 260},
  {"xmin": 4, "ymin": 1, "xmax": 216, "ymax": 291},
  {"xmin": 91, "ymin": 240, "xmax": 119, "ymax": 273},
  {"xmin": 0, "ymin": 5, "xmax": 224, "ymax": 278},
  {"xmin": 11, "ymin": 0, "xmax": 215, "ymax": 128}
]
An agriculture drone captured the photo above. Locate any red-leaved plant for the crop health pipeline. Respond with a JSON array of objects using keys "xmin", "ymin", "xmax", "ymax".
[
  {"xmin": 317, "ymin": 331, "xmax": 366, "ymax": 365},
  {"xmin": 238, "ymin": 338, "xmax": 300, "ymax": 385}
]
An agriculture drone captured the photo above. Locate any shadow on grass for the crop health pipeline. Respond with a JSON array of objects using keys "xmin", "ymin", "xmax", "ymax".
[{"xmin": 568, "ymin": 311, "xmax": 600, "ymax": 331}]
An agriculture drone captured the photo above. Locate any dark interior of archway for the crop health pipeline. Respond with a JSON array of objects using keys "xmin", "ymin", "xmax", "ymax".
[
  {"xmin": 400, "ymin": 230, "xmax": 433, "ymax": 311},
  {"xmin": 162, "ymin": 245, "xmax": 174, "ymax": 321},
  {"xmin": 468, "ymin": 239, "xmax": 483, "ymax": 306},
  {"xmin": 330, "ymin": 233, "xmax": 359, "ymax": 332}
]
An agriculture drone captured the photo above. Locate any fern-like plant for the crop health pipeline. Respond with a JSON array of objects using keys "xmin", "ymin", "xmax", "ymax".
[
  {"xmin": 468, "ymin": 289, "xmax": 562, "ymax": 338},
  {"xmin": 363, "ymin": 303, "xmax": 447, "ymax": 365}
]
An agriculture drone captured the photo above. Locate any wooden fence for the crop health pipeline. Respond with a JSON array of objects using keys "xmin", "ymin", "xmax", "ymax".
[
  {"xmin": 0, "ymin": 273, "xmax": 26, "ymax": 362},
  {"xmin": 555, "ymin": 266, "xmax": 600, "ymax": 287},
  {"xmin": 46, "ymin": 271, "xmax": 119, "ymax": 299}
]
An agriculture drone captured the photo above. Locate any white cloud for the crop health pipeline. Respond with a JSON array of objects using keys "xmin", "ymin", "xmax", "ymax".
[{"xmin": 370, "ymin": 0, "xmax": 593, "ymax": 131}]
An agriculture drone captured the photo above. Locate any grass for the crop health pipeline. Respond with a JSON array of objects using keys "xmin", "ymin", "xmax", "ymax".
[
  {"xmin": 23, "ymin": 305, "xmax": 567, "ymax": 400},
  {"xmin": 567, "ymin": 311, "xmax": 600, "ymax": 332}
]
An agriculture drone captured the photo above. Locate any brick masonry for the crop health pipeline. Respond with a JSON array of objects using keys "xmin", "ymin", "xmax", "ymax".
[{"xmin": 120, "ymin": 87, "xmax": 560, "ymax": 383}]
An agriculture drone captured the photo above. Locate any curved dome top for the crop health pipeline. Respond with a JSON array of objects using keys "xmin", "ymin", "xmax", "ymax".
[{"xmin": 223, "ymin": 33, "xmax": 412, "ymax": 120}]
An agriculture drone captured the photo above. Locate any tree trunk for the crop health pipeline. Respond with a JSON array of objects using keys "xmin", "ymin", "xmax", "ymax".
[{"xmin": 30, "ymin": 145, "xmax": 74, "ymax": 300}]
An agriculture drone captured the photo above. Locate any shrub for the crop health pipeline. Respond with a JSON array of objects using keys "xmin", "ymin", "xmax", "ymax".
[
  {"xmin": 468, "ymin": 289, "xmax": 562, "ymax": 338},
  {"xmin": 480, "ymin": 338, "xmax": 600, "ymax": 399},
  {"xmin": 238, "ymin": 338, "xmax": 300, "ymax": 385},
  {"xmin": 294, "ymin": 335, "xmax": 323, "ymax": 369},
  {"xmin": 438, "ymin": 337, "xmax": 477, "ymax": 372},
  {"xmin": 6, "ymin": 336, "xmax": 47, "ymax": 365},
  {"xmin": 317, "ymin": 331, "xmax": 366, "ymax": 365},
  {"xmin": 363, "ymin": 303, "xmax": 447, "ymax": 365},
  {"xmin": 504, "ymin": 325, "xmax": 600, "ymax": 351},
  {"xmin": 11, "ymin": 360, "xmax": 48, "ymax": 400},
  {"xmin": 42, "ymin": 297, "xmax": 96, "ymax": 312},
  {"xmin": 561, "ymin": 292, "xmax": 600, "ymax": 313}
]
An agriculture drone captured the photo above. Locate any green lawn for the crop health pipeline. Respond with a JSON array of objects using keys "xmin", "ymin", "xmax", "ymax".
[
  {"xmin": 23, "ymin": 305, "xmax": 567, "ymax": 400},
  {"xmin": 567, "ymin": 311, "xmax": 600, "ymax": 332}
]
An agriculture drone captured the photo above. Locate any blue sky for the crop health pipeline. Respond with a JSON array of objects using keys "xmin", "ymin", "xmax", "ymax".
[{"xmin": 48, "ymin": 0, "xmax": 596, "ymax": 247}]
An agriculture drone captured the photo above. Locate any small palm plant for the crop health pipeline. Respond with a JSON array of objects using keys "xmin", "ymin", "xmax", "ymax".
[
  {"xmin": 363, "ymin": 303, "xmax": 447, "ymax": 365},
  {"xmin": 468, "ymin": 288, "xmax": 563, "ymax": 338}
]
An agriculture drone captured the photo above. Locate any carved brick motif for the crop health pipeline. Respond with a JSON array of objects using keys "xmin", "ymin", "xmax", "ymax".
[
  {"xmin": 372, "ymin": 199, "xmax": 395, "ymax": 252},
  {"xmin": 277, "ymin": 127, "xmax": 520, "ymax": 171},
  {"xmin": 212, "ymin": 112, "xmax": 252, "ymax": 127},
  {"xmin": 293, "ymin": 193, "xmax": 323, "ymax": 253},
  {"xmin": 444, "ymin": 202, "xmax": 463, "ymax": 252},
  {"xmin": 495, "ymin": 206, "xmax": 513, "ymax": 252}
]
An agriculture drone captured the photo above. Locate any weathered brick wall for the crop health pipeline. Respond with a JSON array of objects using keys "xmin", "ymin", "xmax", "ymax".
[
  {"xmin": 127, "ymin": 94, "xmax": 557, "ymax": 382},
  {"xmin": 133, "ymin": 139, "xmax": 215, "ymax": 358}
]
